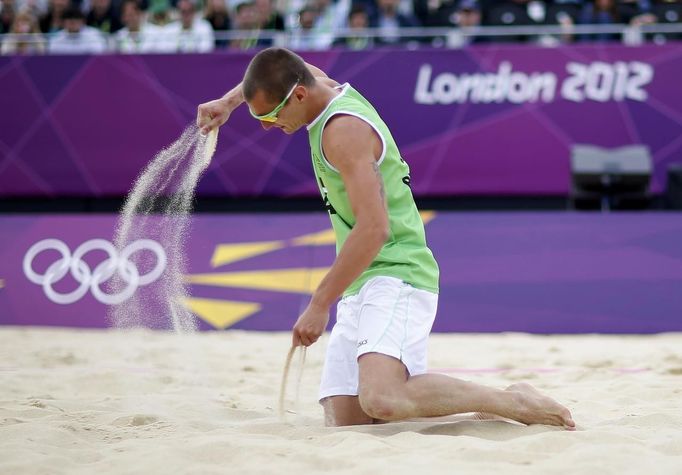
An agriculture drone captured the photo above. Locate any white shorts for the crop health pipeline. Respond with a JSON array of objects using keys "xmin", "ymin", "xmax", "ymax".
[{"xmin": 318, "ymin": 276, "xmax": 438, "ymax": 401}]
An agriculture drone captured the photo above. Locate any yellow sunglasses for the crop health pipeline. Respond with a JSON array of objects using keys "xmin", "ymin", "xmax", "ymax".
[{"xmin": 248, "ymin": 82, "xmax": 299, "ymax": 123}]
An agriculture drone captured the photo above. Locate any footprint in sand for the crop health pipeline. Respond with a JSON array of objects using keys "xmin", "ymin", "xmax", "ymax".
[
  {"xmin": 112, "ymin": 414, "xmax": 160, "ymax": 427},
  {"xmin": 1, "ymin": 418, "xmax": 26, "ymax": 426},
  {"xmin": 664, "ymin": 354, "xmax": 682, "ymax": 364},
  {"xmin": 28, "ymin": 399, "xmax": 47, "ymax": 409},
  {"xmin": 55, "ymin": 352, "xmax": 80, "ymax": 365},
  {"xmin": 584, "ymin": 359, "xmax": 614, "ymax": 369}
]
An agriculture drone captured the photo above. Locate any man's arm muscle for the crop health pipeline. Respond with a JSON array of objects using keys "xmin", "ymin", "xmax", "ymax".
[{"xmin": 309, "ymin": 115, "xmax": 389, "ymax": 309}]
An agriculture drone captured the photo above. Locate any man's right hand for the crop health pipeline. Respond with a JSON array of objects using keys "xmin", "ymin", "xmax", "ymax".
[
  {"xmin": 196, "ymin": 97, "xmax": 232, "ymax": 135},
  {"xmin": 292, "ymin": 301, "xmax": 330, "ymax": 348}
]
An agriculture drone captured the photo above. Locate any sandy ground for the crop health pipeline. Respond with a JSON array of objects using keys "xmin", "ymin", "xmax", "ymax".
[{"xmin": 1, "ymin": 327, "xmax": 681, "ymax": 475}]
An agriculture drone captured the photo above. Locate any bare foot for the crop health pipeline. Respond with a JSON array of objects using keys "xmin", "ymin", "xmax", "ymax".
[{"xmin": 504, "ymin": 382, "xmax": 576, "ymax": 430}]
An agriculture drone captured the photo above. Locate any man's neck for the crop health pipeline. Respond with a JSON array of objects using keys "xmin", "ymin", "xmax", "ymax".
[{"xmin": 304, "ymin": 80, "xmax": 341, "ymax": 126}]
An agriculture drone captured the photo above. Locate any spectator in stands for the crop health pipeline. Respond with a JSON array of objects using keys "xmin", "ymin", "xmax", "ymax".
[
  {"xmin": 578, "ymin": 0, "xmax": 621, "ymax": 41},
  {"xmin": 547, "ymin": 0, "xmax": 584, "ymax": 12},
  {"xmin": 541, "ymin": 0, "xmax": 579, "ymax": 44},
  {"xmin": 481, "ymin": 0, "xmax": 532, "ymax": 42},
  {"xmin": 114, "ymin": 0, "xmax": 166, "ymax": 51},
  {"xmin": 617, "ymin": 0, "xmax": 655, "ymax": 24},
  {"xmin": 1, "ymin": 0, "xmax": 16, "ymax": 34},
  {"xmin": 371, "ymin": 0, "xmax": 421, "ymax": 45},
  {"xmin": 255, "ymin": 0, "xmax": 284, "ymax": 30},
  {"xmin": 547, "ymin": 0, "xmax": 652, "ymax": 44},
  {"xmin": 332, "ymin": 2, "xmax": 374, "ymax": 49},
  {"xmin": 413, "ymin": 0, "xmax": 443, "ymax": 26},
  {"xmin": 147, "ymin": 0, "xmax": 172, "ymax": 26},
  {"xmin": 15, "ymin": 0, "xmax": 49, "ymax": 17},
  {"xmin": 584, "ymin": 0, "xmax": 656, "ymax": 43},
  {"xmin": 204, "ymin": 0, "xmax": 231, "ymax": 48},
  {"xmin": 311, "ymin": 0, "xmax": 348, "ymax": 48},
  {"xmin": 86, "ymin": 0, "xmax": 122, "ymax": 34},
  {"xmin": 422, "ymin": 0, "xmax": 468, "ymax": 26},
  {"xmin": 356, "ymin": 0, "xmax": 379, "ymax": 17},
  {"xmin": 230, "ymin": 0, "xmax": 269, "ymax": 49},
  {"xmin": 418, "ymin": 0, "xmax": 483, "ymax": 46},
  {"xmin": 164, "ymin": 0, "xmax": 215, "ymax": 52},
  {"xmin": 397, "ymin": 0, "xmax": 417, "ymax": 17},
  {"xmin": 1, "ymin": 9, "xmax": 47, "ymax": 54},
  {"xmin": 455, "ymin": 0, "xmax": 482, "ymax": 26},
  {"xmin": 48, "ymin": 5, "xmax": 108, "ymax": 52},
  {"xmin": 450, "ymin": 0, "xmax": 484, "ymax": 45},
  {"xmin": 289, "ymin": 3, "xmax": 330, "ymax": 49},
  {"xmin": 39, "ymin": 0, "xmax": 68, "ymax": 32}
]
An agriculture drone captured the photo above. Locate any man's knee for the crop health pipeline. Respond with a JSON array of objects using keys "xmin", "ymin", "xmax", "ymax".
[
  {"xmin": 357, "ymin": 353, "xmax": 412, "ymax": 421},
  {"xmin": 358, "ymin": 388, "xmax": 403, "ymax": 421}
]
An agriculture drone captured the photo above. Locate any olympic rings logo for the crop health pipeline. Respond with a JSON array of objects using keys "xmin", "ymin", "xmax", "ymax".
[{"xmin": 23, "ymin": 239, "xmax": 167, "ymax": 305}]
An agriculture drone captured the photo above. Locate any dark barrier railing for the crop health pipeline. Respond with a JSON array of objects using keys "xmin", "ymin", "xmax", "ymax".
[{"xmin": 1, "ymin": 23, "xmax": 682, "ymax": 54}]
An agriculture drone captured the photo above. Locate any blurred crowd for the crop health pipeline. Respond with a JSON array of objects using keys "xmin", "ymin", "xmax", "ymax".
[{"xmin": 0, "ymin": 0, "xmax": 680, "ymax": 54}]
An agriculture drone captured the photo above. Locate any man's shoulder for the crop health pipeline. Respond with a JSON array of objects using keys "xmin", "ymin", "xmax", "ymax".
[{"xmin": 321, "ymin": 114, "xmax": 380, "ymax": 154}]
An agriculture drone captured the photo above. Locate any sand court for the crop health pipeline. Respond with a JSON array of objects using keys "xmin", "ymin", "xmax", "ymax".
[
  {"xmin": 3, "ymin": 36, "xmax": 682, "ymax": 475},
  {"xmin": 1, "ymin": 327, "xmax": 681, "ymax": 474}
]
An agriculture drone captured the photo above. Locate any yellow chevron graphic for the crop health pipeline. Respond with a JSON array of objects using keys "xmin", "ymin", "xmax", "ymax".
[
  {"xmin": 290, "ymin": 213, "xmax": 435, "ymax": 247},
  {"xmin": 291, "ymin": 228, "xmax": 336, "ymax": 246},
  {"xmin": 211, "ymin": 241, "xmax": 285, "ymax": 267},
  {"xmin": 186, "ymin": 267, "xmax": 328, "ymax": 294},
  {"xmin": 184, "ymin": 297, "xmax": 261, "ymax": 329},
  {"xmin": 183, "ymin": 212, "xmax": 436, "ymax": 329},
  {"xmin": 420, "ymin": 210, "xmax": 436, "ymax": 225}
]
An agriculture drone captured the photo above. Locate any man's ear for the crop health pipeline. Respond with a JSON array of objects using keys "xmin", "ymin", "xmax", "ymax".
[{"xmin": 294, "ymin": 86, "xmax": 308, "ymax": 103}]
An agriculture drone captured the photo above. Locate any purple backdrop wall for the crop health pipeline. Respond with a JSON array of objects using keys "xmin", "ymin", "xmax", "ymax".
[
  {"xmin": 1, "ymin": 212, "xmax": 681, "ymax": 333},
  {"xmin": 1, "ymin": 45, "xmax": 682, "ymax": 197}
]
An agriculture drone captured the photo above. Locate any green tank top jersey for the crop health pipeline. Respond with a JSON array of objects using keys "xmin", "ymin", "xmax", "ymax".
[{"xmin": 306, "ymin": 83, "xmax": 439, "ymax": 296}]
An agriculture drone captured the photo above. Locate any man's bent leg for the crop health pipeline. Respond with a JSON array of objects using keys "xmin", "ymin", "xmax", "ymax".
[
  {"xmin": 321, "ymin": 395, "xmax": 374, "ymax": 427},
  {"xmin": 358, "ymin": 353, "xmax": 575, "ymax": 429}
]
